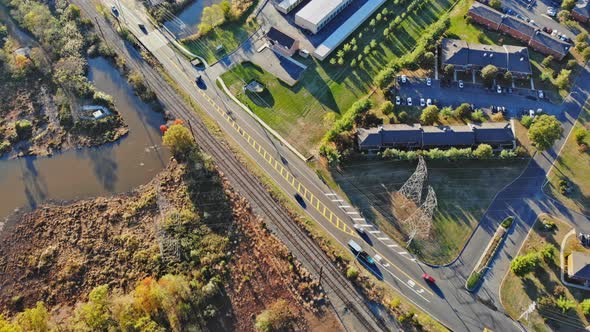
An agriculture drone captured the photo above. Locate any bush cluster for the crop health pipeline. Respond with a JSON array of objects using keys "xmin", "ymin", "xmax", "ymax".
[{"xmin": 380, "ymin": 144, "xmax": 517, "ymax": 161}]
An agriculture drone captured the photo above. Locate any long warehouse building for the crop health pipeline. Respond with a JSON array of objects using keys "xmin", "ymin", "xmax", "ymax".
[{"xmin": 295, "ymin": 0, "xmax": 354, "ymax": 34}]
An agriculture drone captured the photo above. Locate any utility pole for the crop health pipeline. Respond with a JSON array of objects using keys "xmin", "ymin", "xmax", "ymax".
[
  {"xmin": 187, "ymin": 119, "xmax": 196, "ymax": 141},
  {"xmin": 318, "ymin": 266, "xmax": 323, "ymax": 284},
  {"xmin": 94, "ymin": 17, "xmax": 105, "ymax": 41}
]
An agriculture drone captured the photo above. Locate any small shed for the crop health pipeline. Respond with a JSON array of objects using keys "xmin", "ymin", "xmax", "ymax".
[{"xmin": 567, "ymin": 251, "xmax": 590, "ymax": 284}]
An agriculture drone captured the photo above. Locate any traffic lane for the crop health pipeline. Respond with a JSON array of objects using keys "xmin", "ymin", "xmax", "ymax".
[{"xmin": 397, "ymin": 82, "xmax": 559, "ymax": 117}]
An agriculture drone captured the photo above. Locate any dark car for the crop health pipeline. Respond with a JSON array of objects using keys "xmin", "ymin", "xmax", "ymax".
[
  {"xmin": 111, "ymin": 5, "xmax": 119, "ymax": 17},
  {"xmin": 422, "ymin": 273, "xmax": 436, "ymax": 283},
  {"xmin": 138, "ymin": 23, "xmax": 147, "ymax": 34},
  {"xmin": 294, "ymin": 193, "xmax": 306, "ymax": 208}
]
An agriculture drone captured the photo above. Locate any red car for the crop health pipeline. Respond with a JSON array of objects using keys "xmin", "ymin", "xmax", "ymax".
[{"xmin": 422, "ymin": 273, "xmax": 435, "ymax": 283}]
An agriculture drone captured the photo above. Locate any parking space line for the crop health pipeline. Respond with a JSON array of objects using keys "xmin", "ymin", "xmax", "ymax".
[{"xmin": 369, "ymin": 230, "xmax": 381, "ymax": 234}]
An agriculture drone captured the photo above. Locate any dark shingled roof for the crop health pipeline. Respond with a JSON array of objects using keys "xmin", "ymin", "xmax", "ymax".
[
  {"xmin": 470, "ymin": 122, "xmax": 515, "ymax": 144},
  {"xmin": 266, "ymin": 27, "xmax": 296, "ymax": 49},
  {"xmin": 531, "ymin": 31, "xmax": 571, "ymax": 56},
  {"xmin": 574, "ymin": 0, "xmax": 590, "ymax": 19},
  {"xmin": 441, "ymin": 39, "xmax": 532, "ymax": 74},
  {"xmin": 357, "ymin": 127, "xmax": 382, "ymax": 148},
  {"xmin": 422, "ymin": 125, "xmax": 475, "ymax": 147},
  {"xmin": 502, "ymin": 16, "xmax": 536, "ymax": 36},
  {"xmin": 469, "ymin": 2, "xmax": 504, "ymax": 25},
  {"xmin": 381, "ymin": 124, "xmax": 422, "ymax": 146},
  {"xmin": 568, "ymin": 252, "xmax": 590, "ymax": 280}
]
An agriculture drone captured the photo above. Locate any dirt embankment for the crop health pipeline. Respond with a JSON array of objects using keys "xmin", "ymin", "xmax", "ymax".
[{"xmin": 0, "ymin": 160, "xmax": 341, "ymax": 330}]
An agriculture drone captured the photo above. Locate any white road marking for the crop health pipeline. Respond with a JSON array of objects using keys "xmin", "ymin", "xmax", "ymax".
[
  {"xmin": 417, "ymin": 289, "xmax": 425, "ymax": 294},
  {"xmin": 398, "ymin": 251, "xmax": 408, "ymax": 255},
  {"xmin": 352, "ymin": 218, "xmax": 366, "ymax": 221},
  {"xmin": 408, "ymin": 280, "xmax": 416, "ymax": 287},
  {"xmin": 325, "ymin": 193, "xmax": 337, "ymax": 196},
  {"xmin": 358, "ymin": 224, "xmax": 373, "ymax": 227},
  {"xmin": 346, "ymin": 211, "xmax": 359, "ymax": 215},
  {"xmin": 339, "ymin": 205, "xmax": 351, "ymax": 208},
  {"xmin": 387, "ymin": 244, "xmax": 398, "ymax": 247},
  {"xmin": 369, "ymin": 230, "xmax": 381, "ymax": 234},
  {"xmin": 377, "ymin": 237, "xmax": 389, "ymax": 240},
  {"xmin": 331, "ymin": 199, "xmax": 344, "ymax": 202}
]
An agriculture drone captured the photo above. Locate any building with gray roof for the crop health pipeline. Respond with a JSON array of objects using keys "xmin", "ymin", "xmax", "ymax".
[
  {"xmin": 468, "ymin": 2, "xmax": 571, "ymax": 60},
  {"xmin": 357, "ymin": 121, "xmax": 515, "ymax": 151},
  {"xmin": 441, "ymin": 38, "xmax": 532, "ymax": 76}
]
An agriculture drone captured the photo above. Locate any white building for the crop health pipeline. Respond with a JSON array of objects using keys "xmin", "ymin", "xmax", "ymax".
[
  {"xmin": 295, "ymin": 0, "xmax": 354, "ymax": 34},
  {"xmin": 274, "ymin": 0, "xmax": 305, "ymax": 14}
]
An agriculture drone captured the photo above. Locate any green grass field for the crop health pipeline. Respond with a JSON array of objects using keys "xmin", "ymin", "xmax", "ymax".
[
  {"xmin": 221, "ymin": 0, "xmax": 454, "ymax": 153},
  {"xmin": 544, "ymin": 106, "xmax": 590, "ymax": 214},
  {"xmin": 320, "ymin": 157, "xmax": 528, "ymax": 264},
  {"xmin": 181, "ymin": 9, "xmax": 259, "ymax": 64},
  {"xmin": 500, "ymin": 215, "xmax": 590, "ymax": 331}
]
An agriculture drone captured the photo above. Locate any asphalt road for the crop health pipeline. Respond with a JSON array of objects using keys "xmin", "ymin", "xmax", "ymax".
[{"xmin": 87, "ymin": 1, "xmax": 590, "ymax": 331}]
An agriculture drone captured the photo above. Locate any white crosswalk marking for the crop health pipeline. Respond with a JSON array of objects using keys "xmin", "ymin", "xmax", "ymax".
[
  {"xmin": 369, "ymin": 230, "xmax": 381, "ymax": 234},
  {"xmin": 346, "ymin": 211, "xmax": 359, "ymax": 214},
  {"xmin": 352, "ymin": 218, "xmax": 365, "ymax": 221},
  {"xmin": 377, "ymin": 237, "xmax": 389, "ymax": 240},
  {"xmin": 331, "ymin": 199, "xmax": 344, "ymax": 202},
  {"xmin": 325, "ymin": 193, "xmax": 337, "ymax": 196},
  {"xmin": 387, "ymin": 244, "xmax": 398, "ymax": 247},
  {"xmin": 339, "ymin": 205, "xmax": 351, "ymax": 208}
]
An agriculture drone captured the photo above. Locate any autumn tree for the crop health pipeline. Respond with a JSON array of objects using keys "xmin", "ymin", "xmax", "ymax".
[
  {"xmin": 163, "ymin": 124, "xmax": 195, "ymax": 159},
  {"xmin": 473, "ymin": 144, "xmax": 493, "ymax": 159}
]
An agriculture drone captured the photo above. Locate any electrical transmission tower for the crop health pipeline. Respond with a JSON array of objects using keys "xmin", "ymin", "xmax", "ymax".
[
  {"xmin": 398, "ymin": 156, "xmax": 427, "ymax": 206},
  {"xmin": 402, "ymin": 186, "xmax": 437, "ymax": 246}
]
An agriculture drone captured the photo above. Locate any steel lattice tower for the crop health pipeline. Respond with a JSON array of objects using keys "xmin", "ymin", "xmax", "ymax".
[
  {"xmin": 398, "ymin": 156, "xmax": 427, "ymax": 206},
  {"xmin": 403, "ymin": 186, "xmax": 437, "ymax": 246}
]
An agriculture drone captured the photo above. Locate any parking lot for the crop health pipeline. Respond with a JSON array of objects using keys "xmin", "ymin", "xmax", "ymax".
[{"xmin": 394, "ymin": 78, "xmax": 560, "ymax": 118}]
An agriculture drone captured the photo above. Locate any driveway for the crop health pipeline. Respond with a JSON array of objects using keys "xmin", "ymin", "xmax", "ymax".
[{"xmin": 396, "ymin": 79, "xmax": 560, "ymax": 118}]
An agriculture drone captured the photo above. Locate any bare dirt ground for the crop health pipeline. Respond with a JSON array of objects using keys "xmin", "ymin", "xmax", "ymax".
[{"xmin": 0, "ymin": 159, "xmax": 341, "ymax": 330}]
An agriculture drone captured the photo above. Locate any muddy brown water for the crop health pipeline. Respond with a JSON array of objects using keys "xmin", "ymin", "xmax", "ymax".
[{"xmin": 0, "ymin": 57, "xmax": 169, "ymax": 224}]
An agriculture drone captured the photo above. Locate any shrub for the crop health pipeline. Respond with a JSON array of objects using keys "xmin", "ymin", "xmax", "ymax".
[
  {"xmin": 255, "ymin": 299, "xmax": 294, "ymax": 332},
  {"xmin": 510, "ymin": 253, "xmax": 540, "ymax": 276},
  {"xmin": 454, "ymin": 103, "xmax": 471, "ymax": 119},
  {"xmin": 501, "ymin": 216, "xmax": 514, "ymax": 229},
  {"xmin": 15, "ymin": 120, "xmax": 33, "ymax": 140},
  {"xmin": 491, "ymin": 112, "xmax": 504, "ymax": 122},
  {"xmin": 471, "ymin": 110, "xmax": 485, "ymax": 122},
  {"xmin": 420, "ymin": 105, "xmax": 439, "ymax": 125},
  {"xmin": 346, "ymin": 266, "xmax": 359, "ymax": 280},
  {"xmin": 380, "ymin": 101, "xmax": 394, "ymax": 115},
  {"xmin": 541, "ymin": 244, "xmax": 556, "ymax": 261},
  {"xmin": 575, "ymin": 128, "xmax": 588, "ymax": 145},
  {"xmin": 521, "ymin": 115, "xmax": 533, "ymax": 128},
  {"xmin": 473, "ymin": 144, "xmax": 493, "ymax": 159},
  {"xmin": 398, "ymin": 111, "xmax": 408, "ymax": 123},
  {"xmin": 556, "ymin": 296, "xmax": 576, "ymax": 313},
  {"xmin": 542, "ymin": 55, "xmax": 554, "ymax": 67},
  {"xmin": 319, "ymin": 144, "xmax": 342, "ymax": 166},
  {"xmin": 500, "ymin": 149, "xmax": 516, "ymax": 159},
  {"xmin": 580, "ymin": 299, "xmax": 590, "ymax": 315},
  {"xmin": 466, "ymin": 272, "xmax": 481, "ymax": 290},
  {"xmin": 389, "ymin": 297, "xmax": 401, "ymax": 309}
]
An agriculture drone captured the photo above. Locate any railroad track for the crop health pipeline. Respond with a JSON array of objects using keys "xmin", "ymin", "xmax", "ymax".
[{"xmin": 73, "ymin": 2, "xmax": 395, "ymax": 330}]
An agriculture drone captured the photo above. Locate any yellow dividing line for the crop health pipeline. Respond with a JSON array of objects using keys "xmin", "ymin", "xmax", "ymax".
[{"xmin": 196, "ymin": 89, "xmax": 357, "ymax": 237}]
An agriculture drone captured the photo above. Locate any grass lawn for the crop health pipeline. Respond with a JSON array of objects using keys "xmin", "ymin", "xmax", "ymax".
[
  {"xmin": 544, "ymin": 106, "xmax": 590, "ymax": 214},
  {"xmin": 181, "ymin": 10, "xmax": 259, "ymax": 64},
  {"xmin": 221, "ymin": 0, "xmax": 454, "ymax": 153},
  {"xmin": 317, "ymin": 157, "xmax": 529, "ymax": 264},
  {"xmin": 500, "ymin": 215, "xmax": 590, "ymax": 331}
]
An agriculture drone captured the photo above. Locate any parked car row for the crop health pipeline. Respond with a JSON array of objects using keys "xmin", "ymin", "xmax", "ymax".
[{"xmin": 394, "ymin": 95, "xmax": 433, "ymax": 107}]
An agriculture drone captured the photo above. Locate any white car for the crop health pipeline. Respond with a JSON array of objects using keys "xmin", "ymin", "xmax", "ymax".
[
  {"xmin": 420, "ymin": 98, "xmax": 426, "ymax": 107},
  {"xmin": 529, "ymin": 109, "xmax": 536, "ymax": 117},
  {"xmin": 401, "ymin": 75, "xmax": 408, "ymax": 83},
  {"xmin": 547, "ymin": 7, "xmax": 556, "ymax": 16},
  {"xmin": 497, "ymin": 85, "xmax": 502, "ymax": 94},
  {"xmin": 458, "ymin": 80, "xmax": 464, "ymax": 88},
  {"xmin": 395, "ymin": 96, "xmax": 401, "ymax": 105},
  {"xmin": 407, "ymin": 97, "xmax": 412, "ymax": 106},
  {"xmin": 426, "ymin": 98, "xmax": 432, "ymax": 106},
  {"xmin": 538, "ymin": 90, "xmax": 544, "ymax": 99},
  {"xmin": 426, "ymin": 77, "xmax": 432, "ymax": 86}
]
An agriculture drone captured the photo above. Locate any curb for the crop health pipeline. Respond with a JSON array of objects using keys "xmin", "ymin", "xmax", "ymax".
[{"xmin": 216, "ymin": 77, "xmax": 311, "ymax": 162}]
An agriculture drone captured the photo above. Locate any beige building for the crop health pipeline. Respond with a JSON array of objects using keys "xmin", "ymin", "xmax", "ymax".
[{"xmin": 295, "ymin": 0, "xmax": 353, "ymax": 34}]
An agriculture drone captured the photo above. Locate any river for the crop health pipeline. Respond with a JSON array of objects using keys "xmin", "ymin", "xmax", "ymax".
[
  {"xmin": 163, "ymin": 0, "xmax": 222, "ymax": 39},
  {"xmin": 0, "ymin": 57, "xmax": 169, "ymax": 222}
]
